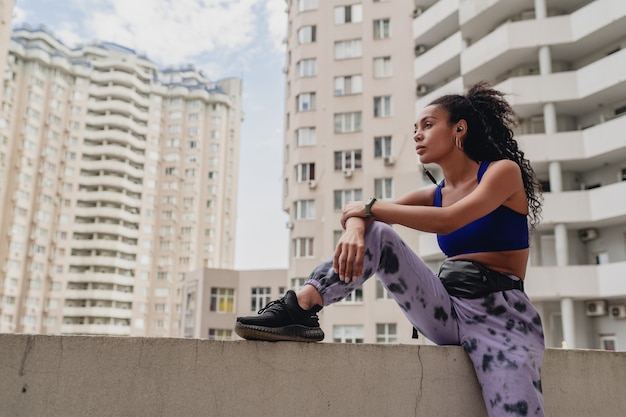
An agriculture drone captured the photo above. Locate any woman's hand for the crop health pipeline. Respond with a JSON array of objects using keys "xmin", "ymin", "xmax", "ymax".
[
  {"xmin": 333, "ymin": 217, "xmax": 369, "ymax": 282},
  {"xmin": 340, "ymin": 200, "xmax": 367, "ymax": 229}
]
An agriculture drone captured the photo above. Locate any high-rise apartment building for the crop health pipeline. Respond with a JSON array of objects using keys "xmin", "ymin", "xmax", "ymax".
[
  {"xmin": 282, "ymin": 0, "xmax": 626, "ymax": 349},
  {"xmin": 0, "ymin": 0, "xmax": 13, "ymax": 82},
  {"xmin": 0, "ymin": 26, "xmax": 242, "ymax": 337}
]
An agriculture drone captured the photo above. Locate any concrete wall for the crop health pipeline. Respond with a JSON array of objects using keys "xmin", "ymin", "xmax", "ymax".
[{"xmin": 1, "ymin": 334, "xmax": 625, "ymax": 417}]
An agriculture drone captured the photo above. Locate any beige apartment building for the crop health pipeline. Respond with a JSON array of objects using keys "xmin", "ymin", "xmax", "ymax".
[
  {"xmin": 0, "ymin": 26, "xmax": 242, "ymax": 337},
  {"xmin": 0, "ymin": 0, "xmax": 13, "ymax": 82},
  {"xmin": 278, "ymin": 0, "xmax": 626, "ymax": 349}
]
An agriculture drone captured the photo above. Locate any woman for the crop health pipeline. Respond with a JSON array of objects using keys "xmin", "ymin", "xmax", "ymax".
[{"xmin": 235, "ymin": 82, "xmax": 545, "ymax": 417}]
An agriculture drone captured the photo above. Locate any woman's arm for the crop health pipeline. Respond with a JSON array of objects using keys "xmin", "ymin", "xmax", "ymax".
[{"xmin": 392, "ymin": 186, "xmax": 437, "ymax": 206}]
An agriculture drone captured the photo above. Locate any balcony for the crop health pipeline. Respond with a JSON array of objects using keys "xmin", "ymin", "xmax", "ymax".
[
  {"xmin": 78, "ymin": 159, "xmax": 144, "ymax": 180},
  {"xmin": 62, "ymin": 306, "xmax": 133, "ymax": 319},
  {"xmin": 87, "ymin": 99, "xmax": 149, "ymax": 122},
  {"xmin": 66, "ymin": 272, "xmax": 135, "ymax": 287},
  {"xmin": 77, "ymin": 190, "xmax": 141, "ymax": 209},
  {"xmin": 88, "ymin": 85, "xmax": 150, "ymax": 108},
  {"xmin": 78, "ymin": 174, "xmax": 143, "ymax": 194},
  {"xmin": 526, "ymin": 261, "xmax": 626, "ymax": 300},
  {"xmin": 85, "ymin": 114, "xmax": 148, "ymax": 136},
  {"xmin": 72, "ymin": 223, "xmax": 139, "ymax": 240},
  {"xmin": 83, "ymin": 129, "xmax": 146, "ymax": 150},
  {"xmin": 412, "ymin": 0, "xmax": 459, "ymax": 45},
  {"xmin": 67, "ymin": 255, "xmax": 136, "ymax": 271},
  {"xmin": 413, "ymin": 31, "xmax": 462, "ymax": 85},
  {"xmin": 63, "ymin": 290, "xmax": 134, "ymax": 303},
  {"xmin": 89, "ymin": 71, "xmax": 152, "ymax": 94},
  {"xmin": 59, "ymin": 324, "xmax": 130, "ymax": 336},
  {"xmin": 541, "ymin": 181, "xmax": 626, "ymax": 226},
  {"xmin": 70, "ymin": 237, "xmax": 138, "ymax": 255}
]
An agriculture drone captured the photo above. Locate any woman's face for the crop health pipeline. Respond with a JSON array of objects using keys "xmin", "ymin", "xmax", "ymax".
[{"xmin": 413, "ymin": 105, "xmax": 456, "ymax": 164}]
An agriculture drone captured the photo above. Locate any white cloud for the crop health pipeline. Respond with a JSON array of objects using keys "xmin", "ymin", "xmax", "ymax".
[
  {"xmin": 11, "ymin": 5, "xmax": 28, "ymax": 25},
  {"xmin": 265, "ymin": 0, "xmax": 287, "ymax": 51},
  {"xmin": 79, "ymin": 0, "xmax": 262, "ymax": 66}
]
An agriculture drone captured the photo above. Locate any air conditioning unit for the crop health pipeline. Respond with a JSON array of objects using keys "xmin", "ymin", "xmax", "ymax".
[
  {"xmin": 578, "ymin": 228, "xmax": 598, "ymax": 242},
  {"xmin": 343, "ymin": 170, "xmax": 353, "ymax": 178},
  {"xmin": 414, "ymin": 44, "xmax": 427, "ymax": 56},
  {"xmin": 416, "ymin": 84, "xmax": 429, "ymax": 96},
  {"xmin": 610, "ymin": 305, "xmax": 626, "ymax": 319},
  {"xmin": 307, "ymin": 180, "xmax": 317, "ymax": 189},
  {"xmin": 585, "ymin": 300, "xmax": 608, "ymax": 317},
  {"xmin": 384, "ymin": 156, "xmax": 395, "ymax": 166}
]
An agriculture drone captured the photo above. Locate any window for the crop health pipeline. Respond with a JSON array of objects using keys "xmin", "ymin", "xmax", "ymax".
[
  {"xmin": 294, "ymin": 199, "xmax": 315, "ymax": 220},
  {"xmin": 374, "ymin": 136, "xmax": 392, "ymax": 158},
  {"xmin": 599, "ymin": 334, "xmax": 617, "ymax": 351},
  {"xmin": 296, "ymin": 92, "xmax": 316, "ymax": 111},
  {"xmin": 373, "ymin": 18, "xmax": 391, "ymax": 39},
  {"xmin": 334, "ymin": 150, "xmax": 362, "ymax": 171},
  {"xmin": 374, "ymin": 96, "xmax": 392, "ymax": 118},
  {"xmin": 376, "ymin": 323, "xmax": 397, "ymax": 343},
  {"xmin": 298, "ymin": 0, "xmax": 318, "ymax": 12},
  {"xmin": 210, "ymin": 288, "xmax": 235, "ymax": 313},
  {"xmin": 293, "ymin": 237, "xmax": 314, "ymax": 258},
  {"xmin": 296, "ymin": 127, "xmax": 316, "ymax": 146},
  {"xmin": 297, "ymin": 59, "xmax": 317, "ymax": 77},
  {"xmin": 333, "ymin": 325, "xmax": 364, "ymax": 343},
  {"xmin": 340, "ymin": 288, "xmax": 363, "ymax": 303},
  {"xmin": 297, "ymin": 25, "xmax": 316, "ymax": 44},
  {"xmin": 376, "ymin": 280, "xmax": 391, "ymax": 299},
  {"xmin": 290, "ymin": 277, "xmax": 307, "ymax": 291},
  {"xmin": 335, "ymin": 39, "xmax": 362, "ymax": 60},
  {"xmin": 251, "ymin": 287, "xmax": 271, "ymax": 311},
  {"xmin": 334, "ymin": 75, "xmax": 362, "ymax": 96},
  {"xmin": 374, "ymin": 178, "xmax": 393, "ymax": 199},
  {"xmin": 334, "ymin": 189, "xmax": 363, "ymax": 210},
  {"xmin": 373, "ymin": 57, "xmax": 392, "ymax": 78},
  {"xmin": 334, "ymin": 4, "xmax": 363, "ymax": 24},
  {"xmin": 334, "ymin": 112, "xmax": 362, "ymax": 133},
  {"xmin": 331, "ymin": 230, "xmax": 343, "ymax": 247},
  {"xmin": 295, "ymin": 163, "xmax": 315, "ymax": 182},
  {"xmin": 208, "ymin": 328, "xmax": 233, "ymax": 340}
]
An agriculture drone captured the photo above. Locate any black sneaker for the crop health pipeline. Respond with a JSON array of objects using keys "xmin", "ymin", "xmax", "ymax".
[{"xmin": 235, "ymin": 290, "xmax": 324, "ymax": 342}]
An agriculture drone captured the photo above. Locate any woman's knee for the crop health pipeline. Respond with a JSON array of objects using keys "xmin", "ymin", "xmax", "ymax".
[{"xmin": 366, "ymin": 221, "xmax": 399, "ymax": 242}]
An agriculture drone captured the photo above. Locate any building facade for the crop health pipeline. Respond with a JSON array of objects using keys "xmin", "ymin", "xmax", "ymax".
[
  {"xmin": 182, "ymin": 268, "xmax": 288, "ymax": 340},
  {"xmin": 0, "ymin": 0, "xmax": 13, "ymax": 82},
  {"xmin": 281, "ymin": 0, "xmax": 626, "ymax": 349},
  {"xmin": 0, "ymin": 26, "xmax": 242, "ymax": 337}
]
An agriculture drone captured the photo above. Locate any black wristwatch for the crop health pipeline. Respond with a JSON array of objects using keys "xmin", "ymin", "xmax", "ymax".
[{"xmin": 364, "ymin": 197, "xmax": 377, "ymax": 218}]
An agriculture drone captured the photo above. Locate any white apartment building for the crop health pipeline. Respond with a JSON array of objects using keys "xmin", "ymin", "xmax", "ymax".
[
  {"xmin": 0, "ymin": 26, "xmax": 242, "ymax": 337},
  {"xmin": 281, "ymin": 0, "xmax": 626, "ymax": 349}
]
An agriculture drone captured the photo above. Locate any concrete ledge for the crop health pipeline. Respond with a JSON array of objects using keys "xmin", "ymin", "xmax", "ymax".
[{"xmin": 1, "ymin": 334, "xmax": 625, "ymax": 416}]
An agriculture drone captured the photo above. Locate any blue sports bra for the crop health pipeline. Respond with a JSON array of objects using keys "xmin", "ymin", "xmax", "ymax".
[{"xmin": 434, "ymin": 161, "xmax": 529, "ymax": 257}]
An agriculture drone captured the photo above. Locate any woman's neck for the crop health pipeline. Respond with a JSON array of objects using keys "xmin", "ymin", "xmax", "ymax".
[{"xmin": 439, "ymin": 155, "xmax": 480, "ymax": 187}]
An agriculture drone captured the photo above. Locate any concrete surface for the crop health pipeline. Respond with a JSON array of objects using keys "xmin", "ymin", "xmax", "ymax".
[{"xmin": 0, "ymin": 334, "xmax": 624, "ymax": 416}]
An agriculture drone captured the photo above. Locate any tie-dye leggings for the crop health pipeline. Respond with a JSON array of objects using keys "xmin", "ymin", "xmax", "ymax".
[{"xmin": 304, "ymin": 222, "xmax": 545, "ymax": 417}]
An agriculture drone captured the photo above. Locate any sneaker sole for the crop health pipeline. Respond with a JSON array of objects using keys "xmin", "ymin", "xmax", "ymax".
[{"xmin": 235, "ymin": 322, "xmax": 324, "ymax": 342}]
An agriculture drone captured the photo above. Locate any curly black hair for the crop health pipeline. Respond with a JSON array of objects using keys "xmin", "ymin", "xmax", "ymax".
[{"xmin": 429, "ymin": 81, "xmax": 542, "ymax": 229}]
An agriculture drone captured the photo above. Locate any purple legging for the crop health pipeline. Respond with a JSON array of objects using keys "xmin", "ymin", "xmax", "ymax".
[{"xmin": 304, "ymin": 222, "xmax": 545, "ymax": 417}]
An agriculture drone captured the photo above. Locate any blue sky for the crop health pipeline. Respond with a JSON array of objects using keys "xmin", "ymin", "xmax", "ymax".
[{"xmin": 12, "ymin": 0, "xmax": 289, "ymax": 270}]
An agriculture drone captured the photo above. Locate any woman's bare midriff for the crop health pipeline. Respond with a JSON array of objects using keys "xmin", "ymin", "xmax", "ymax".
[{"xmin": 447, "ymin": 248, "xmax": 530, "ymax": 279}]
